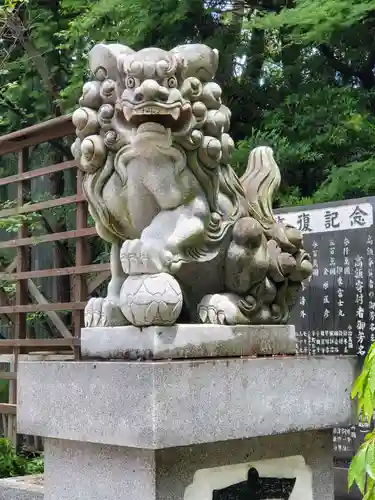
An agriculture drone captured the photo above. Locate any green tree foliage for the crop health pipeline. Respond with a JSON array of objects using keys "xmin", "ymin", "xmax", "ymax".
[
  {"xmin": 246, "ymin": 0, "xmax": 375, "ymax": 205},
  {"xmin": 351, "ymin": 345, "xmax": 375, "ymax": 498},
  {"xmin": 1, "ymin": 0, "xmax": 375, "ymax": 202}
]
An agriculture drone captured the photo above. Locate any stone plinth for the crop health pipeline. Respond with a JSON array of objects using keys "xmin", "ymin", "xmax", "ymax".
[
  {"xmin": 17, "ymin": 327, "xmax": 357, "ymax": 500},
  {"xmin": 18, "ymin": 356, "xmax": 355, "ymax": 448},
  {"xmin": 81, "ymin": 324, "xmax": 296, "ymax": 359}
]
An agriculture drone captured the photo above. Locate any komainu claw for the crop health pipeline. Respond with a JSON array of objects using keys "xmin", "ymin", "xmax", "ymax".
[
  {"xmin": 197, "ymin": 293, "xmax": 250, "ymax": 325},
  {"xmin": 84, "ymin": 297, "xmax": 128, "ymax": 327}
]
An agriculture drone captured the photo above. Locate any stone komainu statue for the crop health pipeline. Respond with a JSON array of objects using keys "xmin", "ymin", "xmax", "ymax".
[{"xmin": 72, "ymin": 43, "xmax": 312, "ymax": 328}]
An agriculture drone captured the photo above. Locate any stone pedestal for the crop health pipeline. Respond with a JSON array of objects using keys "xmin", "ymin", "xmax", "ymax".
[{"xmin": 17, "ymin": 326, "xmax": 357, "ymax": 500}]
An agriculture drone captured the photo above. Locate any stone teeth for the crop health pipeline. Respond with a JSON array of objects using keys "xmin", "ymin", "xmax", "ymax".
[
  {"xmin": 125, "ymin": 105, "xmax": 181, "ymax": 119},
  {"xmin": 135, "ymin": 107, "xmax": 166, "ymax": 115},
  {"xmin": 123, "ymin": 107, "xmax": 133, "ymax": 121},
  {"xmin": 170, "ymin": 108, "xmax": 180, "ymax": 120}
]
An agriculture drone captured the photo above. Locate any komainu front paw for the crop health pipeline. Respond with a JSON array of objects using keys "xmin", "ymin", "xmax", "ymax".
[
  {"xmin": 197, "ymin": 293, "xmax": 250, "ymax": 325},
  {"xmin": 84, "ymin": 297, "xmax": 128, "ymax": 327},
  {"xmin": 120, "ymin": 239, "xmax": 180, "ymax": 275}
]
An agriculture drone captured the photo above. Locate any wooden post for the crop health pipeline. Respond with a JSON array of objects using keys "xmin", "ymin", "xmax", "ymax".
[
  {"xmin": 9, "ymin": 148, "xmax": 29, "ymax": 447},
  {"xmin": 73, "ymin": 170, "xmax": 88, "ymax": 358}
]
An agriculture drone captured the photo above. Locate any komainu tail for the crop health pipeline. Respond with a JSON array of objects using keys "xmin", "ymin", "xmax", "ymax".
[
  {"xmin": 240, "ymin": 146, "xmax": 300, "ymax": 252},
  {"xmin": 240, "ymin": 146, "xmax": 280, "ymax": 230}
]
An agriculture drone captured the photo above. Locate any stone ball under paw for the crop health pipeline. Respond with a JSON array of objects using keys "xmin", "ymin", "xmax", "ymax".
[{"xmin": 119, "ymin": 273, "xmax": 183, "ymax": 326}]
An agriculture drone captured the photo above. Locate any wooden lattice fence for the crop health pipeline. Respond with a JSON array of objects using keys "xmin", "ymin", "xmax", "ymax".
[{"xmin": 0, "ymin": 116, "xmax": 108, "ymax": 446}]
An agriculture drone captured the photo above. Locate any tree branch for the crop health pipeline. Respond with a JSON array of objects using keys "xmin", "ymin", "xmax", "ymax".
[
  {"xmin": 0, "ymin": 93, "xmax": 72, "ymax": 158},
  {"xmin": 365, "ymin": 43, "xmax": 375, "ymax": 73},
  {"xmin": 6, "ymin": 10, "xmax": 63, "ymax": 116},
  {"xmin": 243, "ymin": 0, "xmax": 285, "ymax": 12},
  {"xmin": 318, "ymin": 43, "xmax": 360, "ymax": 80},
  {"xmin": 31, "ymin": 139, "xmax": 73, "ymax": 160},
  {"xmin": 319, "ymin": 43, "xmax": 375, "ymax": 90}
]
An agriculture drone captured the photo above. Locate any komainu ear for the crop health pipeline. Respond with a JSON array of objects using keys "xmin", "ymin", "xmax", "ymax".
[
  {"xmin": 170, "ymin": 44, "xmax": 219, "ymax": 82},
  {"xmin": 88, "ymin": 43, "xmax": 134, "ymax": 81}
]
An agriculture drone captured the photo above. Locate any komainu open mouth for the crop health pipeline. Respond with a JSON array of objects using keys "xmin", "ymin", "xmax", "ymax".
[{"xmin": 123, "ymin": 102, "xmax": 191, "ymax": 131}]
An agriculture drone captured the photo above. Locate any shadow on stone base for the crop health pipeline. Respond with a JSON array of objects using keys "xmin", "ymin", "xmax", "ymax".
[{"xmin": 43, "ymin": 431, "xmax": 332, "ymax": 500}]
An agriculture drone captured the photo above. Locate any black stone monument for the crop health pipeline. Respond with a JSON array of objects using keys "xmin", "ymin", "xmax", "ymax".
[
  {"xmin": 275, "ymin": 196, "xmax": 375, "ymax": 500},
  {"xmin": 212, "ymin": 467, "xmax": 296, "ymax": 500}
]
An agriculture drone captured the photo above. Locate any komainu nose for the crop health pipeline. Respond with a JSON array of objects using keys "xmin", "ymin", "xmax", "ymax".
[{"xmin": 134, "ymin": 79, "xmax": 169, "ymax": 102}]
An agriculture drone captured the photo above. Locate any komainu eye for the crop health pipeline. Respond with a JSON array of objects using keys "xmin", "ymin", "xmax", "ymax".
[
  {"xmin": 126, "ymin": 76, "xmax": 136, "ymax": 89},
  {"xmin": 167, "ymin": 76, "xmax": 177, "ymax": 88}
]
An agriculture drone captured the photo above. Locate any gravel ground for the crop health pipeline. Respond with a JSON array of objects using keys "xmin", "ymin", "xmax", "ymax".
[
  {"xmin": 0, "ymin": 475, "xmax": 44, "ymax": 491},
  {"xmin": 26, "ymin": 476, "xmax": 43, "ymax": 487}
]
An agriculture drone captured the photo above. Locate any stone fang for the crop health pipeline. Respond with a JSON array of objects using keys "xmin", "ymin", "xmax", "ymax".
[{"xmin": 170, "ymin": 107, "xmax": 180, "ymax": 120}]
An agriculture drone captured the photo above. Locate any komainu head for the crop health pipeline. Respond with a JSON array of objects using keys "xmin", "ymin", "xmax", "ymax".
[
  {"xmin": 73, "ymin": 42, "xmax": 223, "ymax": 140},
  {"xmin": 119, "ymin": 47, "xmax": 193, "ymax": 132},
  {"xmin": 72, "ymin": 43, "xmax": 239, "ymax": 218}
]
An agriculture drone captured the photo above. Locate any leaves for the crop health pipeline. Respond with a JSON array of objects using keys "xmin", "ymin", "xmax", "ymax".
[
  {"xmin": 349, "ymin": 441, "xmax": 368, "ymax": 494},
  {"xmin": 350, "ymin": 340, "xmax": 375, "ymax": 498},
  {"xmin": 0, "ymin": 438, "xmax": 43, "ymax": 478},
  {"xmin": 251, "ymin": 0, "xmax": 375, "ymax": 44},
  {"xmin": 348, "ymin": 434, "xmax": 375, "ymax": 499}
]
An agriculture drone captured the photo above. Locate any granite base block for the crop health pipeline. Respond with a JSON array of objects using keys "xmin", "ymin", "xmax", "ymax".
[
  {"xmin": 17, "ymin": 346, "xmax": 357, "ymax": 500},
  {"xmin": 43, "ymin": 430, "xmax": 333, "ymax": 500},
  {"xmin": 81, "ymin": 324, "xmax": 297, "ymax": 359},
  {"xmin": 17, "ymin": 357, "xmax": 356, "ymax": 449}
]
